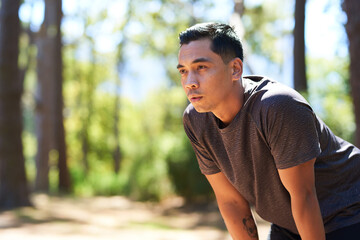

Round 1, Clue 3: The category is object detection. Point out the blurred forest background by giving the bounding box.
[0,0,360,211]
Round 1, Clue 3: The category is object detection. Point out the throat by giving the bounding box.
[218,119,228,129]
[218,120,228,129]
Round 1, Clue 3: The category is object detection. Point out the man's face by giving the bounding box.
[177,38,234,113]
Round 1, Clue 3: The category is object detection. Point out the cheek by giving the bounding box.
[181,84,188,94]
[208,69,231,88]
[180,78,187,90]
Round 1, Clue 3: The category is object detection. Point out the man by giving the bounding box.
[177,22,360,240]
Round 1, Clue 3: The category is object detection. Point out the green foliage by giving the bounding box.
[243,0,293,63]
[23,131,36,185]
[124,0,199,86]
[63,80,213,201]
[167,132,213,202]
[54,0,218,202]
[18,0,355,204]
[114,87,212,201]
[307,57,355,143]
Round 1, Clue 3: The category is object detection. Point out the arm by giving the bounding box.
[206,172,258,240]
[278,158,325,240]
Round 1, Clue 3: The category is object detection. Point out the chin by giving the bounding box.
[193,105,210,113]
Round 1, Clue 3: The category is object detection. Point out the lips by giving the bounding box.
[189,95,203,103]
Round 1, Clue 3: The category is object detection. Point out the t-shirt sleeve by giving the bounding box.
[183,115,220,175]
[262,92,321,169]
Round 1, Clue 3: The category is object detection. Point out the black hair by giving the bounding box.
[179,22,244,63]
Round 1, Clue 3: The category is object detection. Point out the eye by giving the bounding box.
[179,69,187,75]
[197,65,207,71]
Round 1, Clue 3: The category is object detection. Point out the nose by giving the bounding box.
[184,72,199,89]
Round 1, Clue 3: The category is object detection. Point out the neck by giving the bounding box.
[213,80,244,127]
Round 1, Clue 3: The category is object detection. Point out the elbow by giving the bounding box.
[290,188,320,213]
[290,184,317,201]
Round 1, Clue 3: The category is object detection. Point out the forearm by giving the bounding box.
[205,173,258,240]
[291,193,325,240]
[218,200,258,240]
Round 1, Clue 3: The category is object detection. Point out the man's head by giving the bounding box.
[179,22,243,64]
[177,23,244,123]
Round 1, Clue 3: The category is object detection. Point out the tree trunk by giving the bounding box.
[343,0,360,147]
[80,46,96,175]
[0,0,31,210]
[113,75,121,174]
[230,0,255,75]
[53,0,71,193]
[293,0,307,93]
[230,0,245,40]
[35,0,71,192]
[111,1,135,174]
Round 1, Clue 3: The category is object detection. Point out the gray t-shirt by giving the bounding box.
[183,76,360,234]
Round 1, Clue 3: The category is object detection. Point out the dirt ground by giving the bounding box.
[0,194,270,240]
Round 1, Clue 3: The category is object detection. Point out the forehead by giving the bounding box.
[178,38,221,64]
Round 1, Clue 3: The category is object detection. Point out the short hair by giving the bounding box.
[179,22,244,63]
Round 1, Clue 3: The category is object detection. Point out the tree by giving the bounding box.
[0,0,31,209]
[230,0,257,74]
[230,0,245,39]
[240,1,293,76]
[294,0,307,93]
[35,0,71,192]
[343,0,360,147]
[65,6,118,175]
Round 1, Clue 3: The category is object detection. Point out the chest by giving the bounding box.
[202,119,276,202]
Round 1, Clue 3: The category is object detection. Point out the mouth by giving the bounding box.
[189,96,203,103]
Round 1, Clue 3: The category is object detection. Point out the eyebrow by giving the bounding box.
[176,57,212,69]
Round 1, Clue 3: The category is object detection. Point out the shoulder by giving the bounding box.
[243,76,305,102]
[243,77,311,114]
[242,77,316,134]
[260,83,313,117]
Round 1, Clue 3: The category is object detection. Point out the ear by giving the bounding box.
[231,58,243,81]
